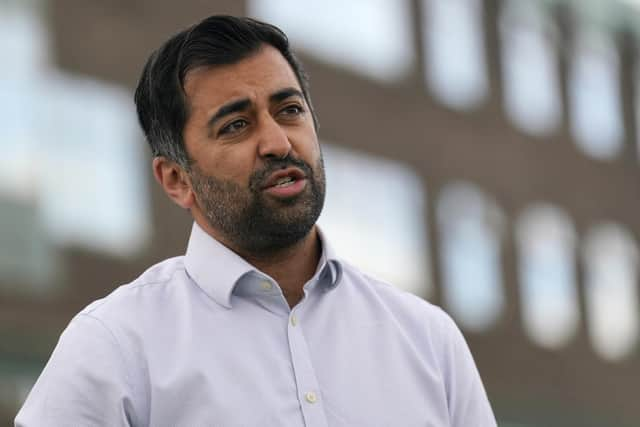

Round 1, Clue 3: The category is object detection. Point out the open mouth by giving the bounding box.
[261,167,308,197]
[262,167,306,189]
[272,176,297,188]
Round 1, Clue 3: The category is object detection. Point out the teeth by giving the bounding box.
[274,177,294,187]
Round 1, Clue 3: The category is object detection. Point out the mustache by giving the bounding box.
[249,156,313,190]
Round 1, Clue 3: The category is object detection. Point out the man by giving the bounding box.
[16,15,496,427]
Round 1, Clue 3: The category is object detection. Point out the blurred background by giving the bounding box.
[1,0,639,425]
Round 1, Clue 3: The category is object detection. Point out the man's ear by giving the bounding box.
[152,157,196,209]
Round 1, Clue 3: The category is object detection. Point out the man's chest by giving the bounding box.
[138,309,450,427]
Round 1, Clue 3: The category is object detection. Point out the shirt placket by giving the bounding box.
[287,306,329,427]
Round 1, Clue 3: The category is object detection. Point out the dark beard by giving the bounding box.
[189,155,325,254]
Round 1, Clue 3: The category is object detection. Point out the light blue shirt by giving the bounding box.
[16,222,496,427]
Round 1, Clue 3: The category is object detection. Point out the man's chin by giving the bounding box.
[238,204,320,251]
[235,222,315,253]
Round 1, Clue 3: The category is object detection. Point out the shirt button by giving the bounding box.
[290,315,297,326]
[305,392,317,404]
[260,281,273,291]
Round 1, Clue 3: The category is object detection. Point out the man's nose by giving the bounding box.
[257,115,292,159]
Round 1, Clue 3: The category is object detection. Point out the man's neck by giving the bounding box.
[195,217,321,308]
[243,229,321,308]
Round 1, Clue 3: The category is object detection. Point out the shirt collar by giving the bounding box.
[316,226,343,290]
[184,222,343,309]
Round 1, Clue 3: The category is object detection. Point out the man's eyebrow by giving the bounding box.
[207,98,251,129]
[270,87,304,104]
[206,88,303,131]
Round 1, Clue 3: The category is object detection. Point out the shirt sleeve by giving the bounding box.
[440,310,497,427]
[15,313,138,427]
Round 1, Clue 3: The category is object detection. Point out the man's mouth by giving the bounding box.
[273,176,297,188]
[261,167,308,198]
[261,167,307,189]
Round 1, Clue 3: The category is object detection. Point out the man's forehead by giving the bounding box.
[182,45,301,106]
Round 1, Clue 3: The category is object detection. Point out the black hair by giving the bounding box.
[134,15,317,169]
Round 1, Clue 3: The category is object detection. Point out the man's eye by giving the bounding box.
[219,119,248,135]
[280,105,304,116]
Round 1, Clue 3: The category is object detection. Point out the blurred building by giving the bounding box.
[1,0,639,425]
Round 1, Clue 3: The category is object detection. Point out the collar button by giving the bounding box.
[260,280,273,291]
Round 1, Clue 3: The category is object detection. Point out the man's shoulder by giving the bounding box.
[339,260,453,329]
[78,255,188,320]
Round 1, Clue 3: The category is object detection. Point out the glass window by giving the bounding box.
[500,0,562,136]
[423,0,489,109]
[583,224,639,361]
[249,0,413,82]
[0,1,150,264]
[0,197,61,297]
[37,73,150,255]
[0,0,49,78]
[318,144,432,298]
[437,182,505,331]
[516,204,579,349]
[569,30,624,160]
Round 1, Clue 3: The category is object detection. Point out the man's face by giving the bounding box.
[181,45,325,254]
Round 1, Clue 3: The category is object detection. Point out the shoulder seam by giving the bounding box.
[82,266,186,315]
[127,266,186,290]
